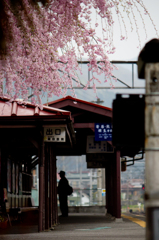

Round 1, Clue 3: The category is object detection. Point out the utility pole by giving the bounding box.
[145,63,159,240]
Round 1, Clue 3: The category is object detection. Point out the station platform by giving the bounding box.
[0,212,145,240]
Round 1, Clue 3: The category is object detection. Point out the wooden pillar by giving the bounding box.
[38,131,45,232]
[106,155,119,218]
[49,145,53,228]
[113,150,121,218]
[0,148,4,213]
[109,161,114,216]
[105,167,107,211]
[54,157,58,224]
[45,144,49,230]
[51,149,56,225]
[105,165,109,214]
[106,162,112,215]
[51,152,58,225]
[52,150,55,225]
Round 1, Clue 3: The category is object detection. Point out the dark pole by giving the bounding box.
[49,145,53,228]
[105,160,113,217]
[45,144,49,230]
[52,148,55,225]
[114,150,121,218]
[52,152,58,225]
[105,166,107,214]
[38,129,45,232]
[106,161,114,216]
[106,163,111,215]
[54,156,58,224]
[0,148,3,213]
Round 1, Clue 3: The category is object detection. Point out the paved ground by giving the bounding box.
[0,213,146,240]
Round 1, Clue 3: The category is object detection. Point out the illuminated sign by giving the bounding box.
[44,127,66,142]
[95,123,112,141]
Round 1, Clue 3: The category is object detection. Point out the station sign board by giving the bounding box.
[86,135,114,153]
[44,127,66,142]
[95,123,112,141]
[86,153,106,162]
[87,161,107,169]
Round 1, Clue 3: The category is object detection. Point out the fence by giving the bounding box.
[67,188,106,206]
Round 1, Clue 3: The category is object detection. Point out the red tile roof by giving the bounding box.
[0,98,71,118]
[45,95,112,111]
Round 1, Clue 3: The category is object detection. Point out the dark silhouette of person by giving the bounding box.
[58,171,69,217]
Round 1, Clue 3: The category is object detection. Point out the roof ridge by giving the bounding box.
[45,95,112,111]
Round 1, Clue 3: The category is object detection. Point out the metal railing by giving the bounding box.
[67,188,106,206]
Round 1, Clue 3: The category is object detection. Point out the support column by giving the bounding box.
[52,150,58,225]
[114,150,121,218]
[145,63,159,240]
[49,145,53,228]
[110,159,115,217]
[105,164,110,214]
[45,144,49,230]
[54,157,58,224]
[106,161,114,216]
[38,131,45,232]
[0,148,5,213]
[106,151,121,218]
[52,150,55,225]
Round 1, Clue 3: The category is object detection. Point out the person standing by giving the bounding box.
[58,171,69,217]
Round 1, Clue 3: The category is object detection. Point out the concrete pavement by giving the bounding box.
[0,213,145,240]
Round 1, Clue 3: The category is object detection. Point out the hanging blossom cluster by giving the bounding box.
[0,0,158,104]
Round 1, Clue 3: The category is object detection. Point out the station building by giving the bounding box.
[0,96,121,231]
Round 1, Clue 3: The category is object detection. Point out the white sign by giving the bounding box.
[87,161,106,168]
[44,127,66,142]
[86,135,114,153]
[86,153,106,162]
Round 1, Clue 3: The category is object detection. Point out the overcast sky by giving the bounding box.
[109,0,159,61]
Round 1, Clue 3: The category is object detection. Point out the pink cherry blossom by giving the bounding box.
[0,0,158,104]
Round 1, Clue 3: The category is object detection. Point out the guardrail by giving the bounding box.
[67,188,106,206]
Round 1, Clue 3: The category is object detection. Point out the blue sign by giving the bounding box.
[95,123,112,141]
